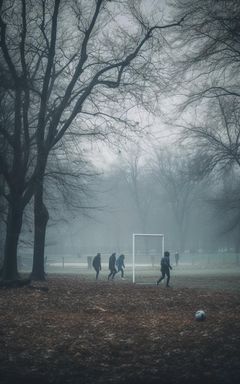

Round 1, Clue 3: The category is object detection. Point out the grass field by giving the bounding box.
[42,262,240,291]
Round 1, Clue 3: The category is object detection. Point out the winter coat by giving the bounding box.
[92,254,101,270]
[160,255,172,271]
[116,255,125,269]
[109,254,116,270]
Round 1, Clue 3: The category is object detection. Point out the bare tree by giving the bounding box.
[171,0,240,105]
[179,96,240,175]
[168,0,240,250]
[176,94,240,242]
[118,144,153,234]
[168,0,240,176]
[151,147,198,252]
[0,0,184,281]
[32,146,98,278]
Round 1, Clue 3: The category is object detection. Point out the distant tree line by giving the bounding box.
[77,145,237,256]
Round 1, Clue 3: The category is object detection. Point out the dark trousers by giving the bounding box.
[94,267,100,280]
[108,268,117,280]
[157,269,170,286]
[118,267,124,278]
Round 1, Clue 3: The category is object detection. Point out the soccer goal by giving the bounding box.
[132,233,164,283]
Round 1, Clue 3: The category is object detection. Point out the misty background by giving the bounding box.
[18,139,240,268]
[1,0,240,279]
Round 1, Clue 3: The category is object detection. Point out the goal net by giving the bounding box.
[132,233,164,283]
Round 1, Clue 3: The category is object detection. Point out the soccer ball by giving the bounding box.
[195,310,206,321]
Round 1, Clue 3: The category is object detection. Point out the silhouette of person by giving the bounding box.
[108,252,117,280]
[157,251,173,287]
[116,254,125,279]
[92,253,101,280]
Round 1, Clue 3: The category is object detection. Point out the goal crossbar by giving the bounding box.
[132,233,164,283]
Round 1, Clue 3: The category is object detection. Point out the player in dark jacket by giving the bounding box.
[92,253,101,280]
[157,251,172,287]
[108,252,117,280]
[116,254,125,278]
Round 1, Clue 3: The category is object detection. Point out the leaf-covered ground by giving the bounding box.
[0,273,240,384]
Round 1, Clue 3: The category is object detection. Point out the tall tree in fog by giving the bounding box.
[31,148,97,278]
[151,147,198,252]
[119,145,153,234]
[116,145,157,257]
[171,0,240,249]
[171,0,240,164]
[0,0,184,280]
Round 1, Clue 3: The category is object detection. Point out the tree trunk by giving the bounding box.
[1,196,23,280]
[31,181,49,281]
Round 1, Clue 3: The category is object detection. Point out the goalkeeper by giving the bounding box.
[156,251,172,287]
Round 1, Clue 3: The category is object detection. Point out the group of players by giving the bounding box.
[92,250,176,287]
[92,252,125,281]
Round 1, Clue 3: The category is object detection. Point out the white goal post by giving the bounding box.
[132,233,164,283]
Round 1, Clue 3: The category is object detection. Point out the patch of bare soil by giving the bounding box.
[0,275,240,384]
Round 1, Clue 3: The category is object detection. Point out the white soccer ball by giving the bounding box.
[195,310,206,321]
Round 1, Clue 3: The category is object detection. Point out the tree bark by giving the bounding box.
[31,180,49,281]
[1,195,23,280]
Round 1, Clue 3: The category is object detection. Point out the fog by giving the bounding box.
[21,148,239,271]
[1,0,240,283]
